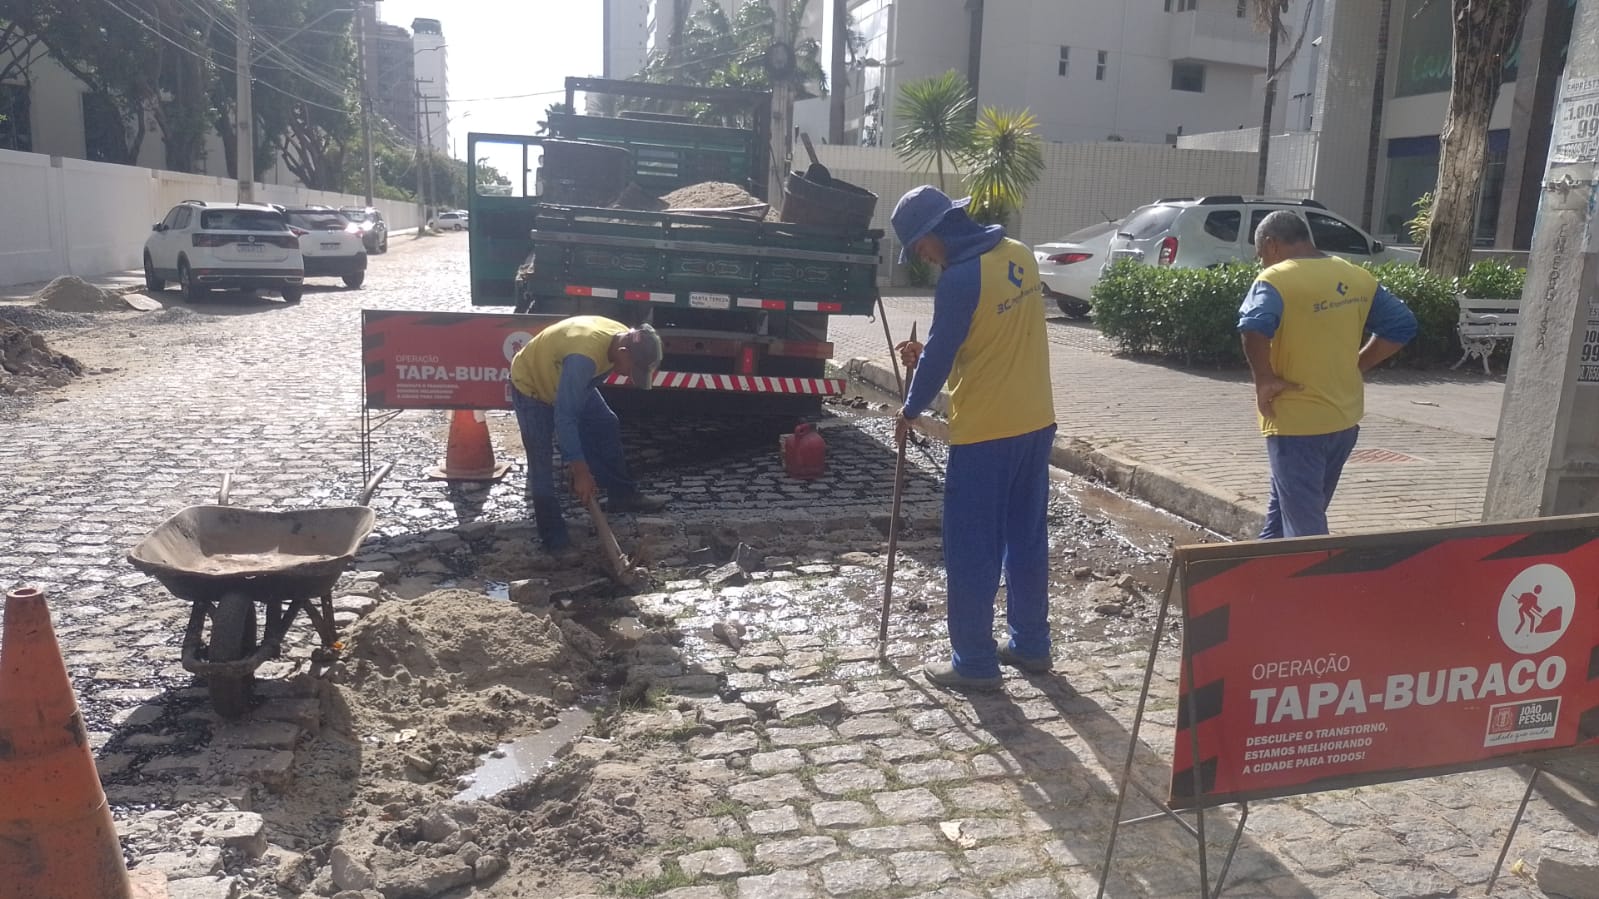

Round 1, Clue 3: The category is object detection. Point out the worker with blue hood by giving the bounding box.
[891,185,1057,690]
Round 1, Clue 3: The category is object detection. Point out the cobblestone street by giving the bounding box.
[2,236,1595,898]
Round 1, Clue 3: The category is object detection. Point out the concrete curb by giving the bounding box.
[845,356,1264,539]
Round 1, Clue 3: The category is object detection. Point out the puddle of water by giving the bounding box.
[453,707,595,802]
[432,579,511,601]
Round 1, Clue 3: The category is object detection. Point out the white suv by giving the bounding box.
[1101,196,1419,276]
[144,202,305,303]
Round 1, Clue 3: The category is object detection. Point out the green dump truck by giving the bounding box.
[467,78,881,413]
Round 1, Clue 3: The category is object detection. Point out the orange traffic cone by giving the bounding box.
[0,587,133,899]
[426,409,512,482]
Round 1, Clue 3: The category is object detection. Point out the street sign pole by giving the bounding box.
[1484,0,1599,520]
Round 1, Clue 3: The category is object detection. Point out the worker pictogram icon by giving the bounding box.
[1514,584,1564,635]
[1496,564,1575,655]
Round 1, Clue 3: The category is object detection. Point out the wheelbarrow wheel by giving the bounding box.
[207,593,258,718]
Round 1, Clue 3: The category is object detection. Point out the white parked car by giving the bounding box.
[144,202,304,303]
[282,207,368,288]
[437,210,468,231]
[1101,196,1419,277]
[1033,215,1140,319]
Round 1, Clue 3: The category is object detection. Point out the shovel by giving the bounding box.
[878,322,918,660]
[582,495,634,586]
[799,132,831,186]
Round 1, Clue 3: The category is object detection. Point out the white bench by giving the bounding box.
[1453,295,1520,374]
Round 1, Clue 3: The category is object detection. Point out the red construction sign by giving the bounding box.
[1169,516,1599,809]
[360,310,848,410]
[362,310,560,410]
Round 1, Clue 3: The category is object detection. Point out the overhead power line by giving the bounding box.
[96,0,352,113]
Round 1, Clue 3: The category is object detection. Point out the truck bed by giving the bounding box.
[521,204,882,316]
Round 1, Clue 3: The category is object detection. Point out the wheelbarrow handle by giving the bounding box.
[217,471,233,507]
[358,462,394,507]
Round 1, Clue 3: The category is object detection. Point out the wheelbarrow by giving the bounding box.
[127,464,392,718]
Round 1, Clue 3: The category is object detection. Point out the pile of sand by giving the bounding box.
[265,589,707,897]
[30,275,143,312]
[615,180,779,221]
[0,320,83,393]
[660,181,762,210]
[329,589,605,784]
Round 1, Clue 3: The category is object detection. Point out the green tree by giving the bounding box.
[1420,0,1530,277]
[8,0,168,164]
[965,108,1045,227]
[637,0,826,126]
[537,102,573,135]
[892,70,975,192]
[267,0,359,190]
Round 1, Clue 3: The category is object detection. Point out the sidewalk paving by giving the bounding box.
[831,297,1506,539]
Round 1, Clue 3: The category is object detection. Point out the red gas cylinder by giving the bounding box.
[780,423,827,480]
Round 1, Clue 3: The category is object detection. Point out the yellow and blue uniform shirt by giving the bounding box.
[511,316,630,463]
[511,315,629,405]
[902,231,1055,445]
[1237,256,1418,437]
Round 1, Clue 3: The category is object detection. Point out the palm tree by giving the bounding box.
[892,71,976,192]
[965,108,1045,228]
[536,102,573,136]
[1249,0,1317,195]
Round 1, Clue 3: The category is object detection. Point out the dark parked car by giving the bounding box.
[339,206,389,254]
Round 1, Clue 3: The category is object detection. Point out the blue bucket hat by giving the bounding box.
[892,185,971,264]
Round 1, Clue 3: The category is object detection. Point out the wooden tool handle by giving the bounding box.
[800,132,821,167]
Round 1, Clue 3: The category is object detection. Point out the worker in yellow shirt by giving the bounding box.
[891,186,1058,691]
[1238,211,1418,539]
[509,316,668,555]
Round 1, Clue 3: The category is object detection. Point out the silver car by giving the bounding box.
[1101,196,1419,276]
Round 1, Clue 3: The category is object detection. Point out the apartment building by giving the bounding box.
[843,0,1294,148]
[412,17,449,154]
[360,5,419,144]
[604,0,652,79]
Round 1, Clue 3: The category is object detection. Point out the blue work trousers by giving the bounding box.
[511,386,638,549]
[943,424,1057,678]
[1259,425,1360,540]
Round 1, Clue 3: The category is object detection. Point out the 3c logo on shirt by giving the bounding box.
[1007,262,1024,288]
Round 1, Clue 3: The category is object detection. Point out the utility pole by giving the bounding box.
[356,3,375,205]
[422,95,438,215]
[235,0,254,203]
[768,0,794,209]
[414,84,427,236]
[1483,0,1599,520]
[829,0,848,144]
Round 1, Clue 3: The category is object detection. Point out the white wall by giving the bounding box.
[0,149,421,288]
[812,141,1256,284]
[1178,128,1321,201]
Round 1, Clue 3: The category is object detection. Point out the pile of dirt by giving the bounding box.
[660,181,762,210]
[615,180,780,221]
[30,275,141,312]
[329,589,605,784]
[0,320,83,393]
[251,589,709,898]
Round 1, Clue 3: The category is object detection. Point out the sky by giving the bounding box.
[372,0,605,161]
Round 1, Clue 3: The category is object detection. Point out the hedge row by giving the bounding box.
[1089,259,1526,367]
